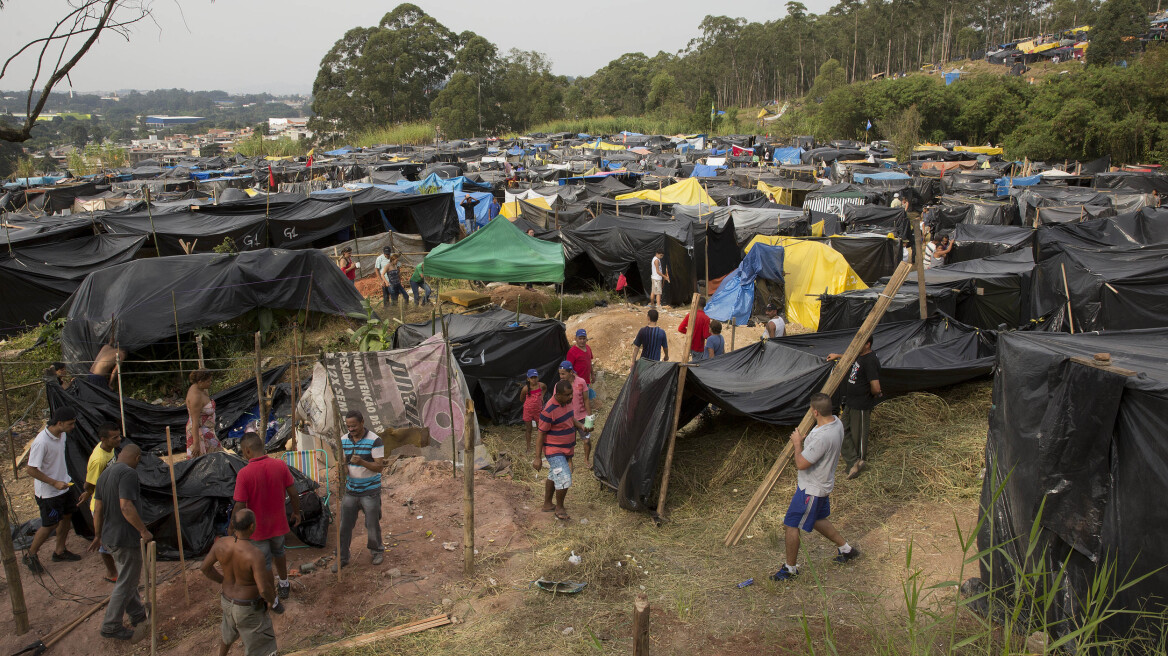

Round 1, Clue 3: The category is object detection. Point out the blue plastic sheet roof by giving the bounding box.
[704,243,784,326]
[853,171,911,183]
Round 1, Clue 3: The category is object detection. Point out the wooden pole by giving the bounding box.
[912,218,927,319]
[41,597,108,648]
[145,187,161,256]
[171,291,184,386]
[1061,263,1076,334]
[0,478,29,634]
[254,332,266,431]
[163,427,189,602]
[462,398,475,576]
[115,352,127,440]
[333,433,345,582]
[196,334,205,369]
[290,324,300,452]
[703,217,710,294]
[633,593,650,656]
[654,292,700,519]
[730,322,736,351]
[1,364,16,479]
[723,261,914,546]
[148,540,157,656]
[441,314,458,478]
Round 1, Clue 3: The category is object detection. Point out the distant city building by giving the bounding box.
[145,115,204,126]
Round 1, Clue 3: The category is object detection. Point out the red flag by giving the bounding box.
[268,165,275,189]
[615,273,628,291]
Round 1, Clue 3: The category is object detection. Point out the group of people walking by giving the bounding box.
[336,245,434,306]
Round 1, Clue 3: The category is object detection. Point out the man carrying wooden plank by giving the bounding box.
[772,393,860,581]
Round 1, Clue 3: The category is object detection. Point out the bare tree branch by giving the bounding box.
[0,0,152,143]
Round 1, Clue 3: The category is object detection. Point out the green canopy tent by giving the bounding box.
[422,217,565,283]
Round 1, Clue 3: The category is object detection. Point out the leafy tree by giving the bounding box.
[68,123,89,148]
[430,72,482,137]
[882,104,923,163]
[806,58,847,102]
[1088,0,1148,66]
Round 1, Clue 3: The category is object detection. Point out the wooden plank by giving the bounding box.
[654,293,701,520]
[723,261,914,546]
[283,614,452,656]
[1068,355,1137,377]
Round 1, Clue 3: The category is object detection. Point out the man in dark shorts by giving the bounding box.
[201,509,282,656]
[827,334,883,479]
[25,407,80,574]
[89,444,151,641]
[233,433,301,601]
[772,393,860,581]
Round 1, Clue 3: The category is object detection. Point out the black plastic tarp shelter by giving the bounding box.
[596,317,996,511]
[1033,243,1168,332]
[1092,171,1168,194]
[903,250,1037,329]
[1034,208,1168,257]
[842,204,909,240]
[932,196,1019,231]
[0,234,146,335]
[392,309,570,424]
[823,234,900,284]
[818,285,964,331]
[0,213,95,248]
[979,330,1168,641]
[59,249,364,368]
[558,220,696,305]
[45,369,329,559]
[948,223,1035,264]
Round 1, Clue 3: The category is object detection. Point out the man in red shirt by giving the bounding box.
[565,329,593,386]
[233,433,302,603]
[677,297,711,360]
[532,381,585,521]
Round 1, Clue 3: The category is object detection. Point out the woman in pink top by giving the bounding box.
[558,361,593,467]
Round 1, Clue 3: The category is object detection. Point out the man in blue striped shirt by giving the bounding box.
[632,309,670,361]
[334,410,386,572]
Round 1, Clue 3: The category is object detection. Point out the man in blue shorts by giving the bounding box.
[773,392,860,581]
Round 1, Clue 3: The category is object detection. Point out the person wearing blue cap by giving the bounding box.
[558,361,593,466]
[516,368,547,453]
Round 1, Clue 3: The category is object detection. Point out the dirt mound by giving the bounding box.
[354,273,382,299]
[489,284,552,313]
[562,305,807,374]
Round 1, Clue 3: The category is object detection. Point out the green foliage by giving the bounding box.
[346,299,392,351]
[883,104,924,164]
[231,134,307,158]
[430,72,482,138]
[1088,0,1148,66]
[212,237,240,255]
[351,122,435,147]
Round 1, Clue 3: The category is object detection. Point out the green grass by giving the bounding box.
[352,122,437,147]
[232,135,310,158]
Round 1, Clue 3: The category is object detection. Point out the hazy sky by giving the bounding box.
[1,0,836,95]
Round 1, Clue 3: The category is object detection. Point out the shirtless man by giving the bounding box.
[90,337,127,389]
[201,509,282,656]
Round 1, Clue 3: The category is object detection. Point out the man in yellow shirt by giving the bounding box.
[78,422,123,583]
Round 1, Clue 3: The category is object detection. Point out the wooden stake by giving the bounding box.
[912,218,927,319]
[333,431,345,583]
[655,292,700,519]
[195,334,205,369]
[171,291,184,386]
[164,427,189,602]
[441,314,458,478]
[0,478,29,634]
[254,332,266,430]
[723,261,914,546]
[283,614,452,656]
[1061,262,1076,334]
[462,398,475,577]
[730,322,737,351]
[1,364,16,479]
[145,187,161,256]
[633,593,650,656]
[148,540,157,656]
[290,324,300,452]
[41,597,108,648]
[115,352,127,440]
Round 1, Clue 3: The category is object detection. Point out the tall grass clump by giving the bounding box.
[232,135,308,158]
[352,121,436,147]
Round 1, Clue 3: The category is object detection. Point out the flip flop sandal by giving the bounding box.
[104,576,117,583]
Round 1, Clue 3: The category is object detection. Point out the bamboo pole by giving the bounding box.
[654,293,701,520]
[1061,263,1076,334]
[633,593,650,656]
[115,352,127,440]
[171,291,184,386]
[0,478,29,634]
[723,261,914,546]
[254,332,266,431]
[462,398,475,576]
[290,324,300,452]
[41,598,107,648]
[912,218,927,319]
[1,364,15,479]
[148,540,157,656]
[333,430,345,582]
[163,427,189,602]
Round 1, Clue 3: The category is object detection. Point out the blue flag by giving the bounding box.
[865,119,872,132]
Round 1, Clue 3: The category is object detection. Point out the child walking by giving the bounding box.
[518,369,547,453]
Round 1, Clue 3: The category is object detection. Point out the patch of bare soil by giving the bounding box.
[488,285,552,313]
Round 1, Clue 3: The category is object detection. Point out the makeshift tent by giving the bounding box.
[979,330,1168,642]
[745,237,867,330]
[842,204,910,239]
[674,205,808,244]
[932,196,1020,231]
[819,285,964,331]
[825,234,901,284]
[1033,243,1168,332]
[0,213,95,248]
[393,309,569,424]
[59,249,364,368]
[596,317,996,511]
[557,218,696,305]
[296,339,489,467]
[0,234,146,335]
[704,243,784,326]
[1034,207,1168,257]
[46,369,329,559]
[422,217,565,282]
[902,250,1037,329]
[501,194,551,219]
[616,177,716,207]
[948,223,1035,264]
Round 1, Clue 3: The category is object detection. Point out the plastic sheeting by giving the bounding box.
[979,330,1168,642]
[948,224,1034,264]
[842,204,909,239]
[558,219,695,306]
[1033,243,1168,332]
[746,237,867,330]
[826,234,901,284]
[596,317,996,511]
[819,284,965,331]
[704,243,784,326]
[903,250,1037,329]
[393,309,570,424]
[59,249,364,368]
[423,217,565,283]
[616,178,716,207]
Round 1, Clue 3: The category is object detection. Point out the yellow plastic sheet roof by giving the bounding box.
[501,195,551,218]
[954,145,1005,155]
[616,177,716,207]
[745,236,867,331]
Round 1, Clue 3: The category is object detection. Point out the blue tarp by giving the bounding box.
[3,175,65,189]
[772,147,804,165]
[944,71,961,85]
[324,146,355,156]
[690,163,725,178]
[396,173,464,194]
[507,146,526,156]
[704,243,785,326]
[995,174,1042,196]
[453,191,496,228]
[853,171,911,183]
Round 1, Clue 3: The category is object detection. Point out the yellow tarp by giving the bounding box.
[914,144,948,152]
[954,145,1005,155]
[569,140,626,151]
[756,181,794,206]
[501,195,550,219]
[745,236,867,331]
[616,177,715,207]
